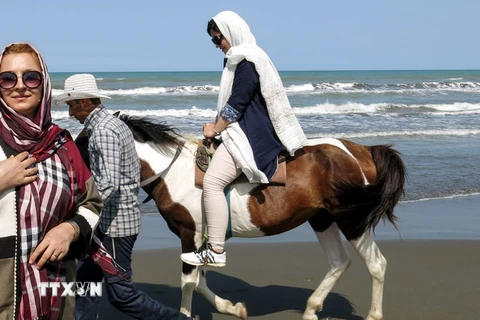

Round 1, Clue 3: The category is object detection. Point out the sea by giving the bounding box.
[49,70,480,248]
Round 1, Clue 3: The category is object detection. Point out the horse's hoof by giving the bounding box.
[302,313,318,320]
[235,301,248,320]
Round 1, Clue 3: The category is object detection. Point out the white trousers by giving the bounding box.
[203,143,241,251]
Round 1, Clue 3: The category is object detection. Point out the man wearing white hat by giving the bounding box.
[55,74,193,320]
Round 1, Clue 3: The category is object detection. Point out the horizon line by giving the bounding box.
[49,68,480,73]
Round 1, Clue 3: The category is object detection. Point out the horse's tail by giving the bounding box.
[334,145,406,239]
[366,145,406,230]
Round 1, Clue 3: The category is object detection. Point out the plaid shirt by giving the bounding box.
[85,106,141,237]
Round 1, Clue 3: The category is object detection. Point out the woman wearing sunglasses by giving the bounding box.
[181,11,306,267]
[0,43,103,319]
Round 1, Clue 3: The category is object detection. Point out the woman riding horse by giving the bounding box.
[180,10,306,267]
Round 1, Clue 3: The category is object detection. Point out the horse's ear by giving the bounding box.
[112,111,121,118]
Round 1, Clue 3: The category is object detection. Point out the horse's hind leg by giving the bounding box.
[349,231,386,320]
[195,267,248,319]
[303,223,351,320]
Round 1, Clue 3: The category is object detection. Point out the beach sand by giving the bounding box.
[98,240,480,320]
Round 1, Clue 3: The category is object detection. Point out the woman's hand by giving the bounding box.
[0,151,37,193]
[28,222,77,269]
[203,122,218,138]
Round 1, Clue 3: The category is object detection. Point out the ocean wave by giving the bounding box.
[306,129,480,139]
[401,192,480,203]
[293,102,480,114]
[51,107,218,120]
[286,81,480,95]
[51,80,480,97]
[51,108,480,139]
[52,85,219,97]
[51,102,480,119]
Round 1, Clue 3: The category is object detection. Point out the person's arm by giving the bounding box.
[204,60,259,138]
[67,172,102,247]
[203,117,230,138]
[89,129,122,205]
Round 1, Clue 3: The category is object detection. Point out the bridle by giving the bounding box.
[140,144,183,188]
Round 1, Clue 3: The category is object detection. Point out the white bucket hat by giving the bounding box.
[53,73,111,105]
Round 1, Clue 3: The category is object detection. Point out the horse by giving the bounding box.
[76,114,406,320]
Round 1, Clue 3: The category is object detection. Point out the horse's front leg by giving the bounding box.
[195,266,248,320]
[180,264,247,319]
[349,231,386,320]
[180,264,199,316]
[303,223,352,320]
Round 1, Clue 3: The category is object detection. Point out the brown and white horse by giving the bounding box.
[78,115,406,320]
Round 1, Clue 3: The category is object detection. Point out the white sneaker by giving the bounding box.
[180,243,226,267]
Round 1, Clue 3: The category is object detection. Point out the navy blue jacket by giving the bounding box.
[224,59,282,179]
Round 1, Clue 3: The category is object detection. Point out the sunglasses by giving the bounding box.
[0,70,43,90]
[211,34,223,46]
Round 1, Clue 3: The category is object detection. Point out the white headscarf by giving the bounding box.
[213,11,306,183]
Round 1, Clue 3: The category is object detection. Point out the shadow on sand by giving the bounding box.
[99,271,363,320]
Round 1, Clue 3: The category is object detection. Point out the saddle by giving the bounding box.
[194,138,287,187]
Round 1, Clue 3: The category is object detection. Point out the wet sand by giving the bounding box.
[98,240,480,320]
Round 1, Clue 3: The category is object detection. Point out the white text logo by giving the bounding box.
[38,282,102,297]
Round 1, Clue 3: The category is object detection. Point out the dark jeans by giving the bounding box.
[75,231,188,320]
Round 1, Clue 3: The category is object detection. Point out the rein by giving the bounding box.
[140,144,183,188]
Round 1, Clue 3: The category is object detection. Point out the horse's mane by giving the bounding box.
[118,114,184,149]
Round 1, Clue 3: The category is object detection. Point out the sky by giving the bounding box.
[2,0,479,72]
